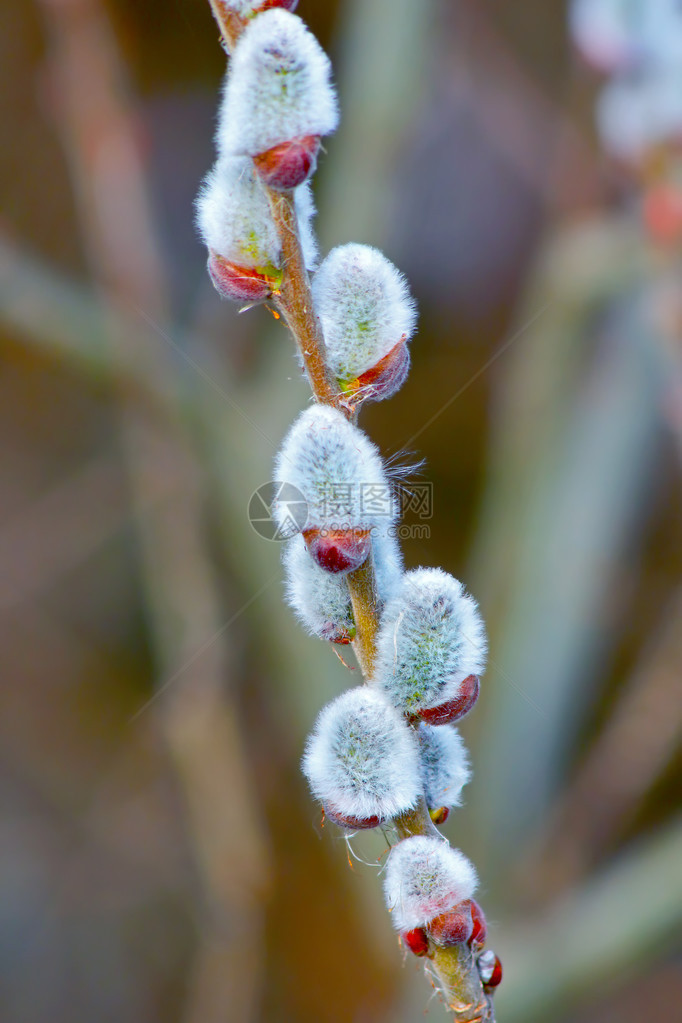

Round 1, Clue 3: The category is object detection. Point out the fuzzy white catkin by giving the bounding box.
[196,155,318,270]
[374,568,487,714]
[417,724,471,811]
[283,527,403,642]
[311,244,417,382]
[273,405,396,535]
[217,10,338,158]
[372,524,405,606]
[283,534,355,641]
[292,180,319,270]
[301,687,422,822]
[383,836,478,932]
[597,68,682,161]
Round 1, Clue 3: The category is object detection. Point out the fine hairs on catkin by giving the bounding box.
[282,534,357,644]
[196,157,318,273]
[282,527,403,644]
[383,836,478,933]
[301,687,423,826]
[417,724,471,812]
[273,405,396,536]
[374,567,487,716]
[312,243,417,399]
[217,10,338,158]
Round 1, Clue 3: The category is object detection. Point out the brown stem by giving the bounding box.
[268,192,340,405]
[205,5,495,1019]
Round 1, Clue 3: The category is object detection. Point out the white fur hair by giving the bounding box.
[372,523,404,606]
[301,687,422,822]
[417,724,471,811]
[282,534,355,641]
[374,568,487,714]
[196,155,318,270]
[383,836,477,932]
[282,526,403,642]
[273,405,396,534]
[311,244,417,383]
[217,10,338,157]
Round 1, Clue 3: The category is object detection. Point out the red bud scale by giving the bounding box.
[254,135,321,190]
[208,252,281,303]
[417,675,480,726]
[428,903,473,947]
[402,927,430,957]
[303,528,371,575]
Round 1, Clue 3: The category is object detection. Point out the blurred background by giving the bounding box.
[1,0,681,1020]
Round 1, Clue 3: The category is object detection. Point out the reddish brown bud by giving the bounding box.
[254,135,321,190]
[429,806,450,826]
[303,528,371,574]
[340,339,410,404]
[417,675,480,726]
[427,903,473,947]
[478,950,502,991]
[324,803,383,830]
[468,899,487,950]
[402,927,430,957]
[207,252,281,303]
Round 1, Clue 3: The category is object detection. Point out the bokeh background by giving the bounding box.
[1,0,681,1020]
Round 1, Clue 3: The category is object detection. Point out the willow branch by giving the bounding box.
[205,4,380,686]
[345,552,380,679]
[205,6,495,1018]
[269,191,340,405]
[265,192,379,686]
